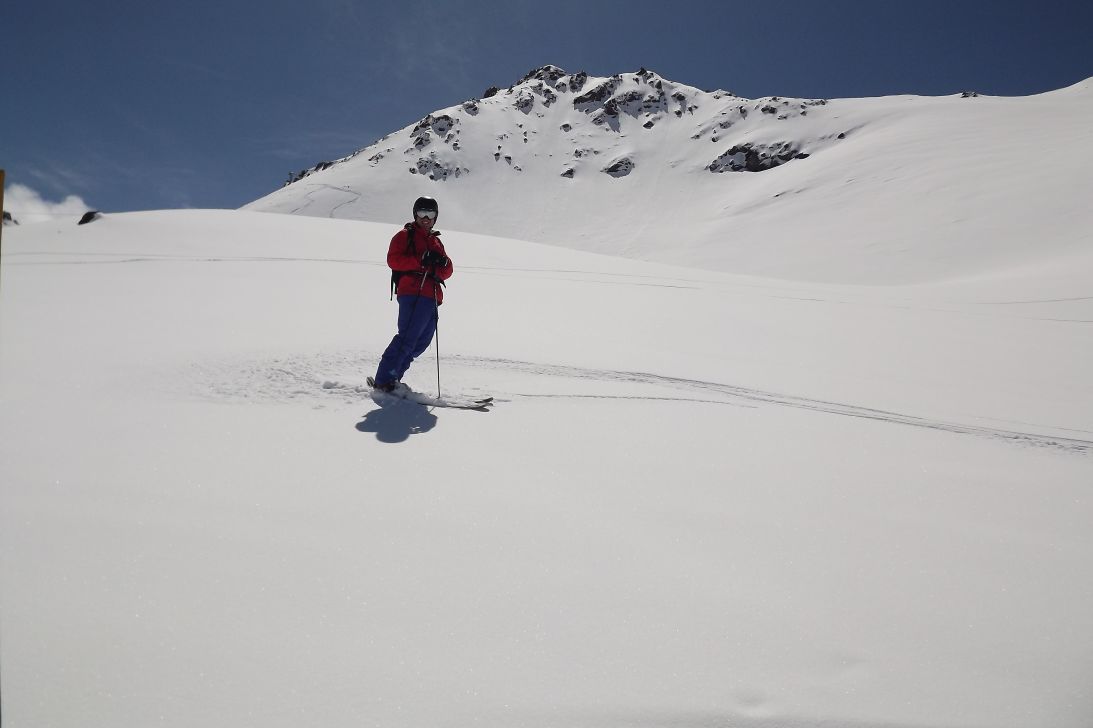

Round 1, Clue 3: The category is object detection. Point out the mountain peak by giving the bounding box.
[246,71,1092,283]
[517,65,570,86]
[271,65,823,191]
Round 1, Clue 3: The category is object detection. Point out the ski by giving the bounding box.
[404,390,494,410]
[367,378,493,410]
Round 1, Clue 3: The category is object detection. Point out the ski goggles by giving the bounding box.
[414,209,437,220]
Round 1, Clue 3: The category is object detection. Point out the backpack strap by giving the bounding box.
[391,224,414,300]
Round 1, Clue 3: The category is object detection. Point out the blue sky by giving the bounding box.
[3,0,1091,215]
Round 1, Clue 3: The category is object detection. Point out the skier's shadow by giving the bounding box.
[355,401,438,443]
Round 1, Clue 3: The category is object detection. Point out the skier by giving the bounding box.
[371,196,453,393]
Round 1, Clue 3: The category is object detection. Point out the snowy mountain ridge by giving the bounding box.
[245,66,1093,284]
[282,65,836,185]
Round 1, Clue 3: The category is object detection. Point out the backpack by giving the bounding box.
[390,222,442,299]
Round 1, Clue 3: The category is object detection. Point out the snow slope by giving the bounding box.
[245,68,1093,285]
[2,209,1092,728]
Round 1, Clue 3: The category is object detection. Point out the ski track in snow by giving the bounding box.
[184,351,1093,456]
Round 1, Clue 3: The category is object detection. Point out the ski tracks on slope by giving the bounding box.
[182,350,1093,456]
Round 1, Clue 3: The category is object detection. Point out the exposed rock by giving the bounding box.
[605,90,647,117]
[411,114,454,138]
[409,155,467,180]
[407,114,458,152]
[961,91,980,98]
[285,160,337,186]
[515,92,535,114]
[669,91,697,117]
[531,82,558,106]
[590,110,621,131]
[707,142,807,173]
[3,211,18,226]
[574,77,622,110]
[520,65,568,87]
[77,211,103,225]
[642,92,666,111]
[483,86,500,99]
[274,68,844,195]
[603,157,635,178]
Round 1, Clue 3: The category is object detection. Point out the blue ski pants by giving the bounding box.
[374,294,438,386]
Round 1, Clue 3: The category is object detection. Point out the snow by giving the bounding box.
[245,68,1093,285]
[3,70,1093,727]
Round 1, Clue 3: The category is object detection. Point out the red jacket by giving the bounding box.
[388,223,453,303]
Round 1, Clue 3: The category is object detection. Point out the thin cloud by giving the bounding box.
[252,127,380,161]
[3,183,92,224]
[26,164,95,195]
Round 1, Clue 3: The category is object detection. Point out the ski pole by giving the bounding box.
[433,294,441,397]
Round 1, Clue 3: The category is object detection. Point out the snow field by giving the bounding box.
[2,210,1092,727]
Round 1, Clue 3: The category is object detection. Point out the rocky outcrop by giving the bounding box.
[750,97,829,121]
[603,157,635,178]
[409,114,457,150]
[285,160,338,186]
[520,65,568,87]
[574,76,623,111]
[2,211,17,226]
[529,82,558,107]
[409,155,468,181]
[77,211,103,225]
[273,66,842,193]
[707,143,809,173]
[514,91,535,114]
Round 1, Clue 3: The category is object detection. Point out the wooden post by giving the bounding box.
[1,168,5,292]
[0,168,6,251]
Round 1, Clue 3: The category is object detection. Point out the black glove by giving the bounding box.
[422,250,448,268]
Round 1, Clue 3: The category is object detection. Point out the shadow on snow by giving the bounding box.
[355,400,438,443]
